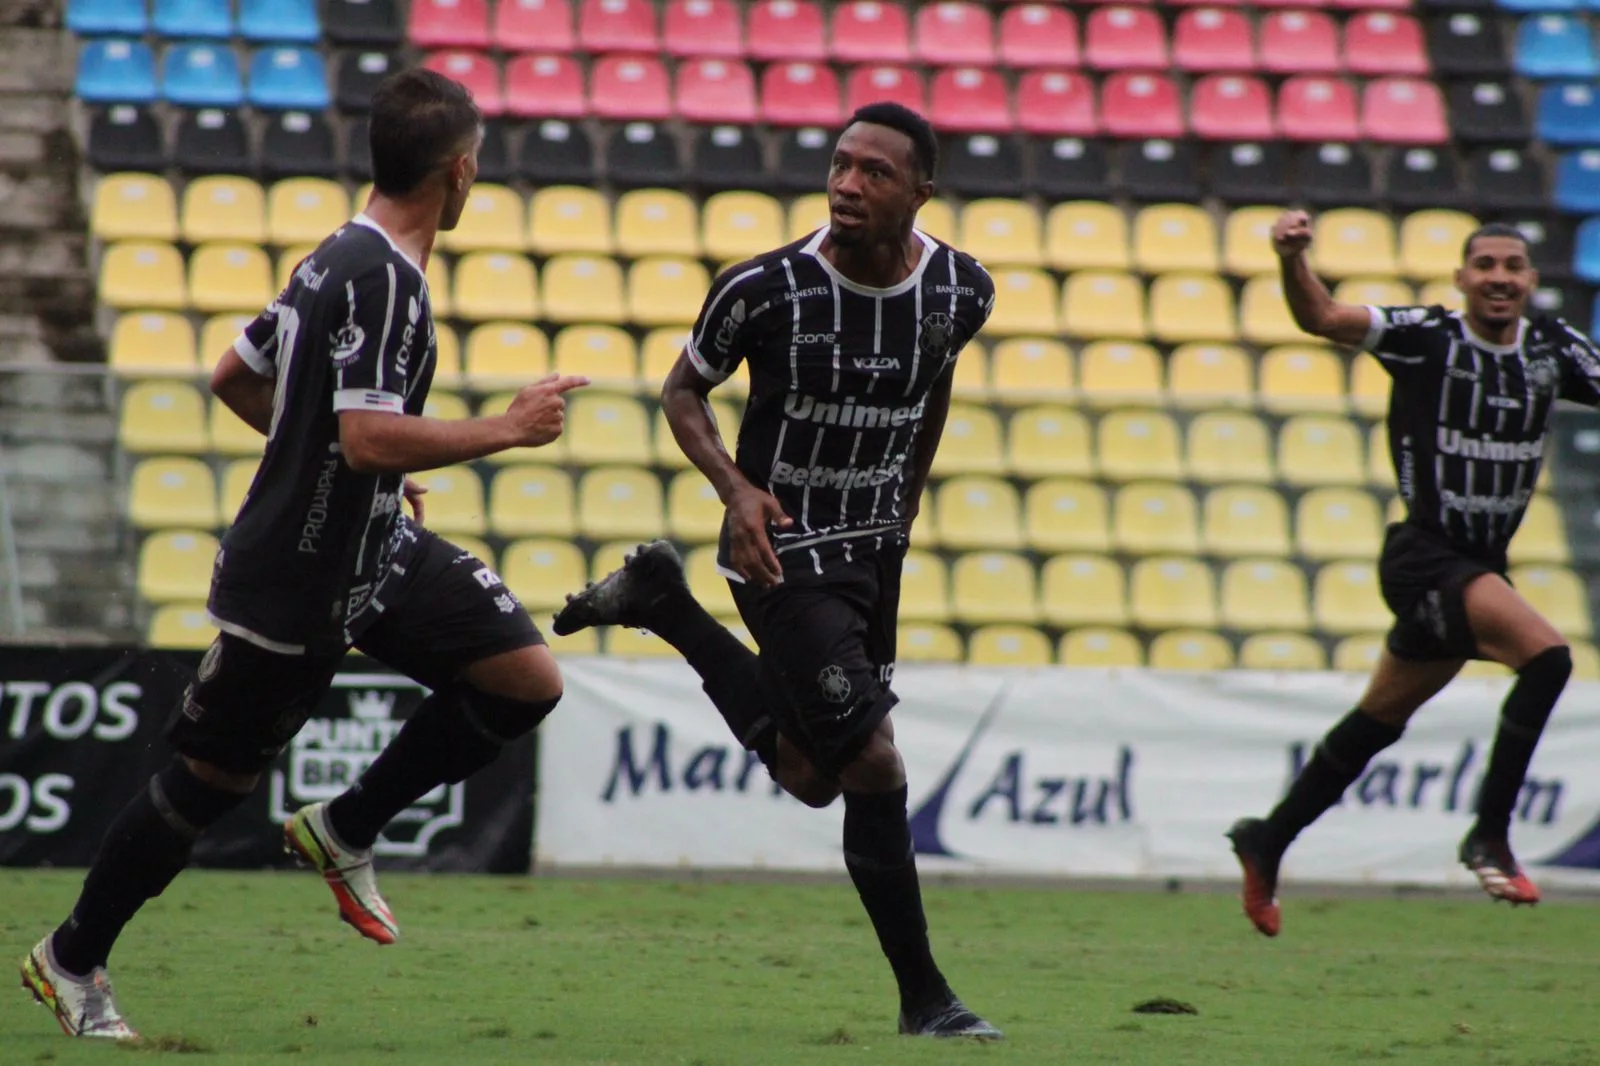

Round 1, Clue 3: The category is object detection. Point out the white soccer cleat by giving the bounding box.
[284,801,400,945]
[20,936,138,1040]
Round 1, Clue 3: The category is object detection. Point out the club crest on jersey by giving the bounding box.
[919,312,955,362]
[818,665,853,705]
[330,283,365,368]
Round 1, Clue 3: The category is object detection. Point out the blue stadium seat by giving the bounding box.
[66,0,148,36]
[76,39,157,104]
[1496,0,1580,13]
[152,0,233,39]
[247,48,330,110]
[239,0,321,42]
[1540,82,1600,145]
[1574,216,1600,281]
[161,43,244,108]
[1555,150,1600,212]
[1514,15,1600,79]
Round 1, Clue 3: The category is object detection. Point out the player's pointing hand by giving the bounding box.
[1272,210,1313,258]
[505,372,589,447]
[727,482,793,588]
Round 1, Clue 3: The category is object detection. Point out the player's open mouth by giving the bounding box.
[831,205,866,226]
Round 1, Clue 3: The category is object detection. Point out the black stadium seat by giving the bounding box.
[606,121,684,189]
[173,107,253,176]
[260,110,338,180]
[1030,137,1109,200]
[517,119,597,186]
[1207,141,1290,204]
[773,127,832,193]
[940,133,1025,198]
[1121,138,1201,202]
[1294,142,1378,208]
[344,114,372,180]
[692,125,768,192]
[1385,146,1466,210]
[323,0,404,47]
[87,105,165,172]
[1426,13,1510,77]
[335,51,396,113]
[1470,146,1548,211]
[1448,80,1532,144]
[1491,214,1576,279]
[474,119,512,183]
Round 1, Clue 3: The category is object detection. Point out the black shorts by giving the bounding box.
[730,540,904,778]
[1379,522,1506,662]
[167,531,544,773]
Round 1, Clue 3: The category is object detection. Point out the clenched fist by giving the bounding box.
[504,372,590,448]
[1272,209,1313,258]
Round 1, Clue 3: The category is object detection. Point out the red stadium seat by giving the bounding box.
[831,1,911,63]
[846,64,926,114]
[1331,0,1410,11]
[1191,74,1275,139]
[505,53,587,117]
[675,58,756,121]
[1361,77,1446,144]
[1085,6,1168,70]
[589,55,671,119]
[663,0,744,57]
[578,0,658,53]
[1168,0,1242,7]
[1016,70,1099,136]
[761,61,842,125]
[914,2,996,67]
[746,0,826,61]
[1173,8,1255,72]
[1343,13,1427,76]
[410,0,491,49]
[1255,0,1323,10]
[929,67,1012,133]
[423,51,504,115]
[1101,72,1184,138]
[494,0,574,52]
[998,5,1080,69]
[1259,12,1340,76]
[1277,75,1359,141]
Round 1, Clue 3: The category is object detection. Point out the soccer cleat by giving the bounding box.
[20,936,137,1040]
[1227,817,1284,938]
[551,539,687,636]
[1460,830,1541,906]
[899,997,1004,1040]
[284,802,399,945]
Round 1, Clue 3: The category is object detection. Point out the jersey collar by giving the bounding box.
[350,213,426,280]
[800,228,937,297]
[1453,311,1526,356]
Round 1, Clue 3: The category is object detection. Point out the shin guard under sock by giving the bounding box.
[1475,645,1571,838]
[1264,709,1404,849]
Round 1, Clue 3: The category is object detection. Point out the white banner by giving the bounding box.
[536,661,1600,890]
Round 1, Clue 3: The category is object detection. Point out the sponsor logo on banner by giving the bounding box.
[602,723,779,803]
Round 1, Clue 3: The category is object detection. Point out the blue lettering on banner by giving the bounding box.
[1285,740,1562,825]
[602,723,780,802]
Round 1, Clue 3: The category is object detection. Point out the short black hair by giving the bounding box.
[1462,222,1531,263]
[845,102,938,183]
[369,68,482,197]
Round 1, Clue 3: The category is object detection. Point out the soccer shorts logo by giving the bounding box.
[817,664,853,704]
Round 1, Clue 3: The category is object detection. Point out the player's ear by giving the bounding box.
[910,180,933,213]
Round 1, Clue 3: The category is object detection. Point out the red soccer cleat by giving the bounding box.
[1227,818,1284,937]
[1460,831,1541,906]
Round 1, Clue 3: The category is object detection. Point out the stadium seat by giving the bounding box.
[1258,346,1346,413]
[495,0,575,51]
[1345,13,1428,75]
[991,338,1073,398]
[1133,204,1219,274]
[1451,80,1531,145]
[612,122,687,188]
[1239,632,1327,671]
[1348,352,1390,417]
[1149,274,1237,344]
[951,340,990,397]
[1313,561,1389,633]
[786,192,830,242]
[239,0,320,42]
[936,476,1022,550]
[454,253,539,321]
[915,2,995,66]
[760,62,843,126]
[408,466,487,537]
[959,200,1043,268]
[1385,146,1466,212]
[1555,150,1600,213]
[901,624,964,663]
[1130,557,1217,630]
[247,48,329,111]
[951,552,1038,624]
[410,0,492,47]
[1170,344,1253,410]
[1174,8,1256,71]
[553,325,637,388]
[1222,212,1280,280]
[542,255,626,324]
[832,1,911,62]
[218,458,257,523]
[1399,210,1479,279]
[503,54,584,118]
[1295,141,1377,209]
[442,184,527,253]
[693,125,767,193]
[1040,553,1127,627]
[181,176,267,245]
[1278,415,1367,486]
[1210,142,1290,205]
[1085,6,1167,70]
[604,625,679,658]
[1511,491,1571,566]
[664,470,725,542]
[577,466,665,541]
[999,5,1080,69]
[128,457,218,530]
[1062,274,1147,341]
[146,605,217,650]
[1260,12,1340,75]
[1045,202,1130,272]
[87,105,165,173]
[1060,627,1143,668]
[1238,274,1313,345]
[1296,486,1383,560]
[676,59,758,124]
[1333,276,1415,307]
[427,391,472,423]
[1187,411,1274,483]
[100,241,185,310]
[1277,76,1360,141]
[985,268,1060,336]
[580,0,659,50]
[121,381,207,454]
[198,313,253,366]
[323,0,403,45]
[1368,423,1396,489]
[1538,82,1600,147]
[488,466,577,540]
[1032,136,1111,200]
[1311,208,1398,277]
[1078,341,1163,407]
[930,67,1012,133]
[629,257,711,327]
[92,173,176,242]
[160,43,243,108]
[263,108,338,178]
[77,39,157,104]
[267,178,349,246]
[1122,138,1201,200]
[172,107,251,176]
[1512,565,1592,637]
[565,394,652,465]
[68,0,148,36]
[1332,633,1383,673]
[1220,558,1312,631]
[747,0,826,60]
[501,539,586,615]
[465,322,549,387]
[110,312,196,377]
[843,64,924,115]
[1025,479,1110,553]
[1101,73,1184,139]
[1514,15,1599,79]
[1113,481,1199,554]
[896,549,951,623]
[663,0,744,56]
[1150,629,1236,671]
[968,625,1053,667]
[138,530,218,604]
[1428,12,1508,78]
[189,244,273,314]
[933,405,1007,476]
[1361,78,1449,143]
[613,189,701,259]
[703,191,785,261]
[589,56,672,121]
[1009,407,1095,478]
[1191,75,1276,141]
[1202,484,1290,556]
[210,399,263,457]
[336,50,397,112]
[1015,72,1099,138]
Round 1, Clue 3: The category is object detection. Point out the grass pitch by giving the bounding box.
[3,869,1598,1065]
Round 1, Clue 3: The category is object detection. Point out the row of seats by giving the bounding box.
[77,40,329,108]
[67,0,320,41]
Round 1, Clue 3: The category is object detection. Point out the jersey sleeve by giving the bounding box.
[1361,305,1446,373]
[1557,321,1600,406]
[328,262,427,416]
[686,263,766,385]
[231,293,285,377]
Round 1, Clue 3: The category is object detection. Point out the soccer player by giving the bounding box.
[21,68,587,1039]
[1228,210,1600,937]
[553,103,1001,1039]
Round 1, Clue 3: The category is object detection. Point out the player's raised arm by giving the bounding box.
[1274,209,1376,349]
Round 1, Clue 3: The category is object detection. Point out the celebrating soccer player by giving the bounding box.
[1228,210,1600,937]
[22,69,587,1039]
[553,104,1000,1039]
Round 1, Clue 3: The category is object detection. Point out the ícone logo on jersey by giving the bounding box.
[1526,355,1560,393]
[714,299,746,352]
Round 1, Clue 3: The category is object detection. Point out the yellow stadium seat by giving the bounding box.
[1511,493,1569,565]
[1187,411,1274,483]
[629,257,711,327]
[990,338,1073,400]
[426,254,453,318]
[138,529,217,602]
[1221,206,1279,277]
[1097,409,1183,481]
[1077,341,1164,408]
[653,399,740,469]
[1333,277,1415,308]
[1008,406,1094,478]
[1278,415,1366,487]
[666,470,724,542]
[447,536,496,569]
[1113,481,1199,554]
[431,322,462,387]
[1062,271,1146,340]
[1045,201,1130,272]
[1239,632,1327,671]
[93,173,177,241]
[1220,559,1311,631]
[968,625,1053,666]
[577,466,665,541]
[951,551,1038,624]
[565,393,652,465]
[1313,561,1389,634]
[1296,487,1383,561]
[1060,627,1144,668]
[189,243,273,314]
[129,457,217,529]
[910,507,939,550]
[454,252,538,321]
[588,540,635,581]
[426,391,470,421]
[1149,629,1234,671]
[958,199,1043,267]
[552,325,637,389]
[1130,556,1216,629]
[1310,208,1398,278]
[528,185,612,255]
[918,198,957,245]
[109,312,196,376]
[409,465,486,536]
[951,340,988,398]
[936,475,1023,550]
[121,381,207,453]
[1149,273,1237,344]
[501,538,586,613]
[146,604,217,650]
[1573,640,1600,681]
[1026,479,1110,553]
[639,328,688,387]
[1259,345,1347,414]
[199,313,253,366]
[275,243,319,290]
[605,626,677,658]
[1239,274,1317,345]
[220,458,257,521]
[267,178,349,246]
[1399,210,1478,281]
[1385,494,1404,525]
[1368,423,1396,489]
[1041,553,1128,627]
[1349,353,1390,417]
[464,322,549,389]
[489,465,576,539]
[787,192,829,244]
[1202,484,1290,557]
[1459,658,1513,679]
[1168,344,1252,409]
[1511,565,1591,638]
[901,623,964,662]
[985,268,1059,336]
[614,188,698,258]
[900,549,951,623]
[100,241,186,310]
[684,545,739,619]
[1133,204,1219,274]
[931,403,1006,475]
[703,191,784,261]
[1333,634,1385,673]
[542,254,626,325]
[1418,279,1461,310]
[180,175,266,244]
[209,398,262,456]
[442,183,527,253]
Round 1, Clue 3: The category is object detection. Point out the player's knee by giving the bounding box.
[460,685,561,743]
[157,757,254,840]
[464,644,564,705]
[180,755,260,795]
[785,768,842,809]
[1516,641,1570,681]
[841,728,905,792]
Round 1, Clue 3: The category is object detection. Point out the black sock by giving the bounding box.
[842,787,948,1013]
[1264,709,1404,850]
[52,761,246,976]
[1475,645,1571,839]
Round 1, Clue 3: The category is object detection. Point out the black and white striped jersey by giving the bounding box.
[210,215,438,655]
[687,228,994,579]
[1365,304,1600,561]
